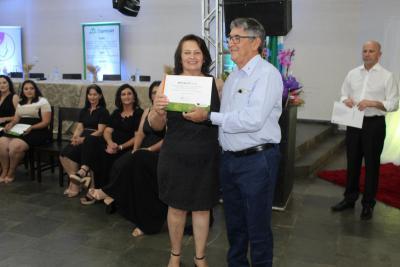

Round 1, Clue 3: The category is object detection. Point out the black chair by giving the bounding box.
[62,73,82,80]
[9,72,23,78]
[34,107,81,186]
[29,73,45,79]
[103,74,121,81]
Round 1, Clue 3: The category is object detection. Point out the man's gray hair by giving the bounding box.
[230,18,265,54]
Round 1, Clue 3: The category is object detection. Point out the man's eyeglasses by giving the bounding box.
[227,35,256,44]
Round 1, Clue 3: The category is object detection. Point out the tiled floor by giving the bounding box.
[1,148,399,267]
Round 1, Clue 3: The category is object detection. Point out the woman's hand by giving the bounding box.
[71,136,84,146]
[23,126,32,135]
[4,122,14,132]
[105,142,118,154]
[153,80,169,116]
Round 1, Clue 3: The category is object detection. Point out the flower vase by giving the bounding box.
[92,73,98,83]
[23,71,29,80]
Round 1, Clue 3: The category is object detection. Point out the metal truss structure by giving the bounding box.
[201,0,224,77]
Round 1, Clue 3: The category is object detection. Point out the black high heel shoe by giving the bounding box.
[194,255,206,267]
[105,201,116,214]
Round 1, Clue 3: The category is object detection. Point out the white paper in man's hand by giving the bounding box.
[331,101,365,128]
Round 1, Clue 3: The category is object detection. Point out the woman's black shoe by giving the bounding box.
[105,202,117,214]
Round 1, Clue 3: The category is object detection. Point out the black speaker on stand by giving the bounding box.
[224,0,292,36]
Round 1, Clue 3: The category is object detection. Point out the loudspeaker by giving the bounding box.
[224,0,292,36]
[112,0,140,17]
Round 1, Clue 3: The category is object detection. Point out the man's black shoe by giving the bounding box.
[360,206,373,220]
[331,199,355,212]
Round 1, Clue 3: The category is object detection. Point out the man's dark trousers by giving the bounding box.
[220,145,280,267]
[345,116,386,208]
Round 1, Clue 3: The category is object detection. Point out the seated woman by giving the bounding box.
[90,81,167,237]
[0,75,19,182]
[60,84,109,197]
[0,75,19,129]
[0,80,52,183]
[81,84,143,204]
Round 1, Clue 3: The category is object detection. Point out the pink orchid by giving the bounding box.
[278,49,295,68]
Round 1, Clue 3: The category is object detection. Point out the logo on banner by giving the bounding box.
[0,32,16,62]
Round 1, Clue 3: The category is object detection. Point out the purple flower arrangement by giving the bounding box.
[278,49,304,107]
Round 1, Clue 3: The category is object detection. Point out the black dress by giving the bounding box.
[60,106,109,164]
[91,108,143,188]
[157,78,220,211]
[0,93,15,127]
[103,115,167,234]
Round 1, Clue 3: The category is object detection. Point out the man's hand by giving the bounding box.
[343,98,355,108]
[182,107,208,123]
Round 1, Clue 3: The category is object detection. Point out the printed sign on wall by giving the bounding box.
[82,22,121,81]
[0,26,23,74]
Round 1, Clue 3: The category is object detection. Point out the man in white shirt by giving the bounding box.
[331,40,399,220]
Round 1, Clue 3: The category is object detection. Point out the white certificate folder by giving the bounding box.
[331,101,364,129]
[163,75,213,112]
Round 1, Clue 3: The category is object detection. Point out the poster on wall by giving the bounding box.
[0,26,23,74]
[82,22,120,81]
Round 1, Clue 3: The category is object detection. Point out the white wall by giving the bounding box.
[287,0,400,120]
[1,0,400,120]
[0,0,201,81]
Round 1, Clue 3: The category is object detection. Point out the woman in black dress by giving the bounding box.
[149,35,220,267]
[89,81,167,236]
[0,75,19,128]
[60,84,109,198]
[81,84,143,204]
[0,80,52,183]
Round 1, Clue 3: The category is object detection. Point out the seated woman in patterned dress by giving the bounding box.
[0,80,52,183]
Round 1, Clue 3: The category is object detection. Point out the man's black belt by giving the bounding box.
[229,143,275,157]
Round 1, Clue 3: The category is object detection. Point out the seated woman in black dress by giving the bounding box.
[89,81,167,237]
[0,75,19,128]
[0,80,52,183]
[60,84,109,198]
[80,84,143,205]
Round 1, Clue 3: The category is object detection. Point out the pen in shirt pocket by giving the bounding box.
[237,88,249,94]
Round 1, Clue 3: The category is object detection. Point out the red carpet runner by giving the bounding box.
[317,163,400,209]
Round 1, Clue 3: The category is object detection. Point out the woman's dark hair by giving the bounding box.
[173,34,212,75]
[84,84,106,109]
[19,80,42,105]
[0,75,15,95]
[148,80,161,103]
[114,83,140,111]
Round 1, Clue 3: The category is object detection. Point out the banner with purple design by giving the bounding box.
[0,26,22,74]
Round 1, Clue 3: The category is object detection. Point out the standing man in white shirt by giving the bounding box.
[184,17,283,267]
[331,40,399,220]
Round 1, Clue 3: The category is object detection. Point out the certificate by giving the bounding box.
[7,123,31,136]
[163,75,213,112]
[331,101,365,128]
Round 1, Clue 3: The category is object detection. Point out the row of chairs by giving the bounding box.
[27,107,81,187]
[8,72,151,82]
